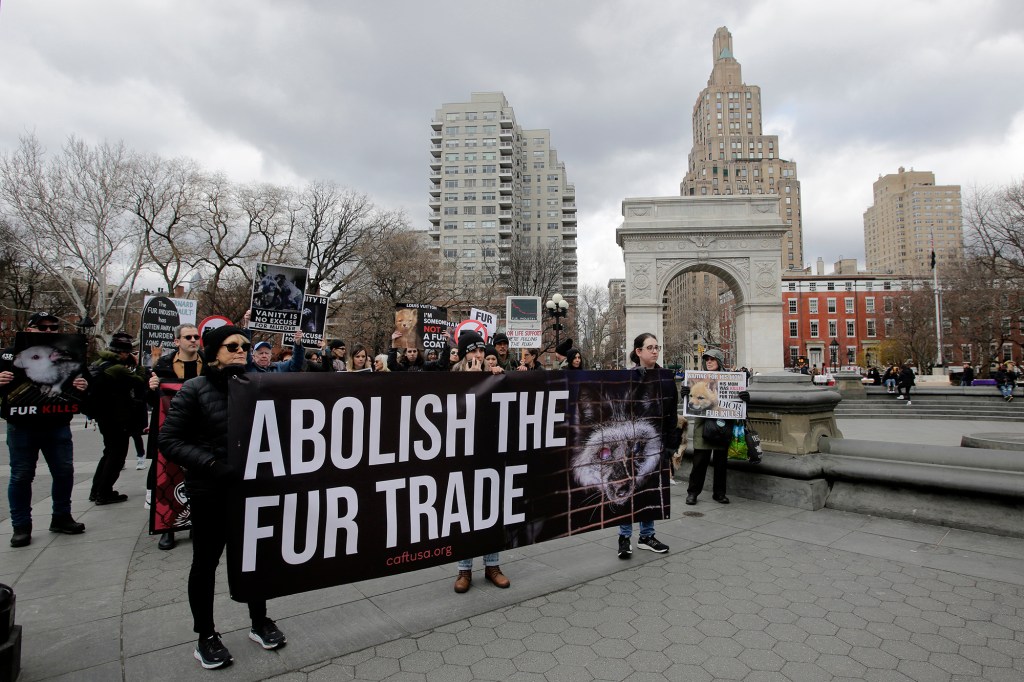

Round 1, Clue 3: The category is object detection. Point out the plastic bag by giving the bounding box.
[727,423,748,460]
[745,423,764,463]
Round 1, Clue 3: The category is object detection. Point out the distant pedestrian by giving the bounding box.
[896,363,915,404]
[961,363,974,387]
[995,363,1015,402]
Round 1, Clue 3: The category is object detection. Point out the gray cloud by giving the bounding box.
[1,0,1021,285]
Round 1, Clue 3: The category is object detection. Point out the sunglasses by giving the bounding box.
[222,342,252,353]
[34,324,60,331]
[180,334,200,341]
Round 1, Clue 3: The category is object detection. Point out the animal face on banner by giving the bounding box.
[4,332,88,419]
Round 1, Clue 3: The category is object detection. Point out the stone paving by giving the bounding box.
[3,419,1024,680]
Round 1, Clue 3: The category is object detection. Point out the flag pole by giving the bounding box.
[931,233,943,368]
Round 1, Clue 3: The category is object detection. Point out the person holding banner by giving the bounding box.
[617,333,675,559]
[160,325,286,669]
[483,345,505,374]
[683,348,750,506]
[242,309,305,374]
[1,312,89,547]
[451,331,512,593]
[346,343,373,372]
[388,331,452,372]
[516,347,544,371]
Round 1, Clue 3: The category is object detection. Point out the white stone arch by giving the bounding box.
[616,196,789,372]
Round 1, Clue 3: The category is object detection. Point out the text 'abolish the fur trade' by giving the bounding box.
[239,390,569,571]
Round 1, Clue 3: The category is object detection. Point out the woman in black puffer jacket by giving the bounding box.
[160,325,286,670]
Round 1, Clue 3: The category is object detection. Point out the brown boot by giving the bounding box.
[484,565,510,588]
[454,570,472,593]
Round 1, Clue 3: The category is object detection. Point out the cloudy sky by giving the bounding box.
[1,0,1021,288]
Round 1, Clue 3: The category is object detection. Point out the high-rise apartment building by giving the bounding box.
[428,92,578,303]
[680,27,803,270]
[863,167,962,276]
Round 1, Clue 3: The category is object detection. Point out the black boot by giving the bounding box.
[10,524,31,547]
[158,532,176,550]
[49,514,85,534]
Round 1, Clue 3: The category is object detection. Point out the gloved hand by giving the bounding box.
[209,460,242,482]
[679,385,690,398]
[738,390,750,403]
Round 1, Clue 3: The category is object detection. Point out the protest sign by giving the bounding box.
[140,296,197,367]
[393,304,450,354]
[2,333,88,421]
[150,382,191,534]
[468,308,498,337]
[225,369,675,601]
[284,294,329,349]
[505,296,542,348]
[250,262,309,332]
[681,370,747,419]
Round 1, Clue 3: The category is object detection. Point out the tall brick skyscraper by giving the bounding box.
[680,27,803,271]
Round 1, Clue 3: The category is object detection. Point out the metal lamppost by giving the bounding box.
[74,315,95,335]
[830,338,839,369]
[545,293,569,351]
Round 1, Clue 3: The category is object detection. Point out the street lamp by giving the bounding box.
[545,293,569,351]
[830,338,839,368]
[75,315,95,335]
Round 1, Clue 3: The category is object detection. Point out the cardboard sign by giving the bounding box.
[507,329,542,349]
[250,262,309,332]
[681,370,747,420]
[3,333,88,421]
[393,304,450,353]
[468,308,498,337]
[284,294,330,349]
[140,296,197,368]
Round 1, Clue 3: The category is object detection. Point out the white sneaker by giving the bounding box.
[136,457,147,470]
[906,401,912,406]
[897,395,904,400]
[144,490,152,510]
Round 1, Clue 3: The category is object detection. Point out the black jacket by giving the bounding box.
[87,350,150,430]
[158,366,237,496]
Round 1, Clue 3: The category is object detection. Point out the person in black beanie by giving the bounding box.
[160,324,286,669]
[555,337,574,369]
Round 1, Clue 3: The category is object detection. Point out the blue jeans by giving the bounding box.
[619,520,655,539]
[7,423,75,528]
[458,553,500,570]
[1000,384,1014,398]
[884,379,896,390]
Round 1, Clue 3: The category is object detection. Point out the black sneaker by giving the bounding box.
[10,525,31,548]
[194,633,233,669]
[637,535,669,553]
[249,618,286,650]
[617,535,632,559]
[95,492,128,506]
[49,514,85,534]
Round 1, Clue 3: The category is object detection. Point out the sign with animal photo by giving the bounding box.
[224,368,674,601]
[393,303,449,354]
[682,370,747,420]
[3,333,88,420]
[283,294,329,349]
[250,262,309,332]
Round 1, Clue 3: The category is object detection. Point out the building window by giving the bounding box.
[846,320,855,337]
[788,299,797,314]
[789,347,800,365]
[845,298,854,314]
[810,321,819,338]
[827,298,836,314]
[789,321,799,338]
[1003,343,1013,361]
[809,299,818,314]
[883,297,892,313]
[867,320,877,338]
[866,297,876,313]
[828,320,838,337]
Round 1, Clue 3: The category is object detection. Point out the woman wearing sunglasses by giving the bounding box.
[160,325,287,669]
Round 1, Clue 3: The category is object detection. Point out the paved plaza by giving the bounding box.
[2,418,1024,681]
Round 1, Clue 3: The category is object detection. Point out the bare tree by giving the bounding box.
[0,135,146,345]
[963,180,1024,282]
[574,283,610,367]
[887,286,938,369]
[125,153,206,292]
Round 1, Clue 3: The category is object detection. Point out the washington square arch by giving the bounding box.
[616,195,789,372]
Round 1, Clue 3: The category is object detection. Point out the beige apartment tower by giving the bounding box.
[680,27,804,271]
[863,167,962,276]
[428,92,578,303]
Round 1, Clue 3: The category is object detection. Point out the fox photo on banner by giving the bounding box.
[224,368,675,601]
[284,294,329,349]
[150,382,191,534]
[3,332,88,420]
[249,262,309,332]
[681,370,747,420]
[392,303,449,354]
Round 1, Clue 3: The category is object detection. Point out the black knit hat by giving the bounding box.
[202,325,248,363]
[556,338,574,357]
[108,332,135,353]
[329,339,346,350]
[483,344,498,360]
[491,332,509,346]
[457,330,486,359]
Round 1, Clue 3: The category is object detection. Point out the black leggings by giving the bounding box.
[188,494,266,636]
[688,448,726,497]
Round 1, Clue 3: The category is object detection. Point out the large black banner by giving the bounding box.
[225,369,675,601]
